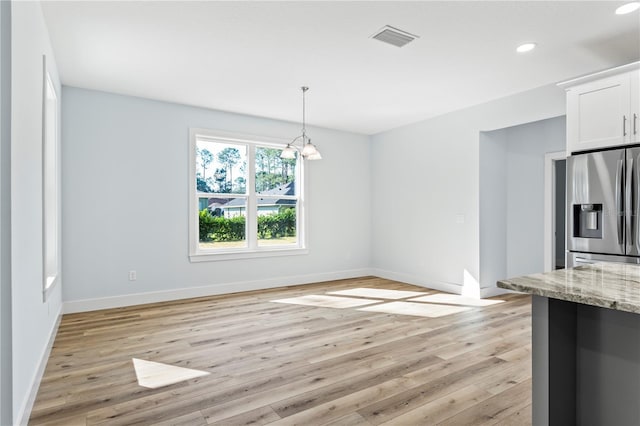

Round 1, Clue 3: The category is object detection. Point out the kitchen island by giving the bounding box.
[498,263,640,426]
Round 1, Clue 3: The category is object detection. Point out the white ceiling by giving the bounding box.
[41,1,640,135]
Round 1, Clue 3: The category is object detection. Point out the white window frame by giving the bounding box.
[189,128,308,262]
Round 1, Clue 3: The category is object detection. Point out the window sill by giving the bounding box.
[189,247,309,262]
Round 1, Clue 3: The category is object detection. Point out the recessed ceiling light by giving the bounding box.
[516,42,537,53]
[616,2,640,14]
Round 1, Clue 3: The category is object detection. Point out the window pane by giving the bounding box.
[199,197,247,249]
[196,140,247,194]
[255,147,297,194]
[257,200,297,247]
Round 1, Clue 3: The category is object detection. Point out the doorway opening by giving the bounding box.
[544,151,567,271]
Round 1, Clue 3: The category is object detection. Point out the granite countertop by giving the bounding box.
[497,262,640,314]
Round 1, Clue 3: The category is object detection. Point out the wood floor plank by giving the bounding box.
[481,358,532,396]
[270,354,442,418]
[437,379,533,426]
[34,413,88,426]
[376,384,492,426]
[266,377,413,426]
[150,410,207,426]
[321,412,371,426]
[355,357,508,425]
[493,403,532,426]
[208,406,280,426]
[29,278,532,426]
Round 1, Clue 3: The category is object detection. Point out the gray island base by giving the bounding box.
[498,263,640,426]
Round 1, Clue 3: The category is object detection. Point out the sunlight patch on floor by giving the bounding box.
[132,358,210,389]
[271,294,379,308]
[358,301,472,318]
[409,293,505,307]
[327,287,428,299]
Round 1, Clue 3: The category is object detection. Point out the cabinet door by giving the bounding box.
[567,74,631,153]
[631,71,639,144]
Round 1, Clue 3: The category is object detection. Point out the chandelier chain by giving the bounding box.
[280,85,320,160]
[301,86,308,138]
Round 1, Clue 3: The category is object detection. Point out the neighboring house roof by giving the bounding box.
[206,197,231,208]
[257,181,295,197]
[202,181,296,208]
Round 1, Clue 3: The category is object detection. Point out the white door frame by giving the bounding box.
[544,151,567,272]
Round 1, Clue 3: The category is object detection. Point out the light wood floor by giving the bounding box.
[29,277,532,425]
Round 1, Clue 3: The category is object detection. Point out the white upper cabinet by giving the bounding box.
[562,63,640,154]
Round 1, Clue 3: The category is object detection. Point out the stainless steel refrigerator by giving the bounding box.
[567,146,640,267]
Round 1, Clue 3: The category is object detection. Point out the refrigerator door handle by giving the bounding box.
[626,157,634,249]
[637,157,640,253]
[617,158,624,246]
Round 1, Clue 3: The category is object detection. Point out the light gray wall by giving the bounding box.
[479,116,566,288]
[61,87,371,304]
[479,130,507,296]
[10,2,63,423]
[0,1,11,423]
[505,116,566,278]
[370,84,566,296]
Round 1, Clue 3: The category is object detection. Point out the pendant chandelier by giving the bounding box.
[280,86,322,160]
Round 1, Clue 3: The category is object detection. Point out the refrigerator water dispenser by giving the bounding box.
[573,204,602,238]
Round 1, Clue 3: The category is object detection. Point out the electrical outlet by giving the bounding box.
[129,270,137,281]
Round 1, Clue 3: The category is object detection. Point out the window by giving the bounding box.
[42,57,60,300]
[189,129,306,261]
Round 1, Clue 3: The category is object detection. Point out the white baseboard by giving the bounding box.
[62,267,512,315]
[16,305,62,426]
[63,268,374,314]
[480,286,513,298]
[370,268,463,295]
[369,268,509,299]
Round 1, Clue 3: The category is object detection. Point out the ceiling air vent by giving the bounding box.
[371,25,419,48]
